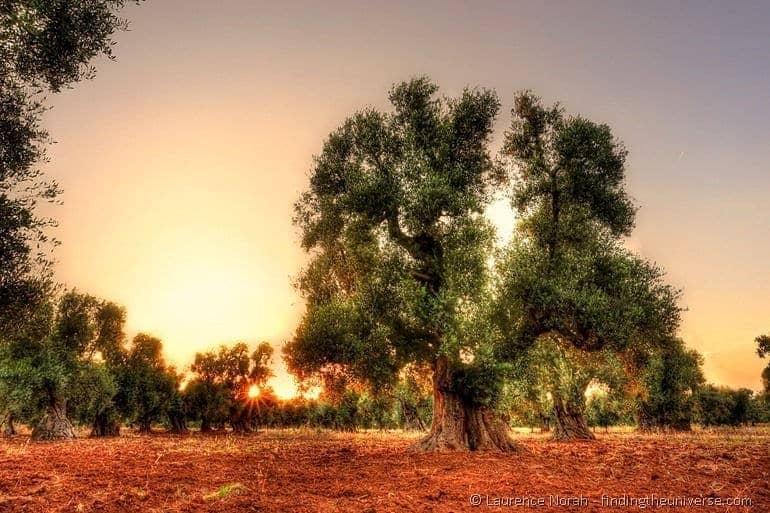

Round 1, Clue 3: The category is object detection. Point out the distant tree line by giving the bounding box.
[1,293,766,438]
[0,293,436,437]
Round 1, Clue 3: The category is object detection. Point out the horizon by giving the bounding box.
[40,0,770,394]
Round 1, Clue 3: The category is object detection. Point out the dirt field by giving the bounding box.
[1,428,768,513]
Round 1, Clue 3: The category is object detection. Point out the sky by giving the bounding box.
[41,0,770,395]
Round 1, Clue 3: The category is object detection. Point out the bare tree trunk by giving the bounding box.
[138,419,153,434]
[552,396,595,441]
[2,412,16,436]
[200,418,212,433]
[412,356,520,452]
[32,398,75,440]
[415,413,427,432]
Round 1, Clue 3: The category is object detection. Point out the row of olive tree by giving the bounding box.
[0,291,181,439]
[0,1,142,437]
[501,332,770,435]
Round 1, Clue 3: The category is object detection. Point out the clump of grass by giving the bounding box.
[203,482,245,501]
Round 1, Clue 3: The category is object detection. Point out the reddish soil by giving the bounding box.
[1,429,768,512]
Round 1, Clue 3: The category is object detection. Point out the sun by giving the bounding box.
[247,384,260,399]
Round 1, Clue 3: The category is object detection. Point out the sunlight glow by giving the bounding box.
[247,384,260,399]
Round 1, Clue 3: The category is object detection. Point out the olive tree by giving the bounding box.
[493,92,684,439]
[285,78,518,451]
[0,1,136,334]
[186,342,274,432]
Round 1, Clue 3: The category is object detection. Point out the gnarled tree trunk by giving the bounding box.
[90,412,120,437]
[138,419,153,434]
[412,357,519,452]
[552,396,594,441]
[2,412,16,436]
[32,399,75,440]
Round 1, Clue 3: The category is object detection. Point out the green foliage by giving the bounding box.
[357,393,397,430]
[116,333,179,432]
[0,291,130,432]
[0,1,135,334]
[750,393,770,424]
[636,338,704,430]
[70,360,118,429]
[286,77,502,402]
[451,348,511,408]
[493,91,681,361]
[183,380,229,431]
[185,342,274,431]
[695,385,757,427]
[0,1,138,437]
[504,335,626,426]
[392,366,432,430]
[585,391,631,430]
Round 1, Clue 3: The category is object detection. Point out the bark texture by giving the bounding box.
[31,400,76,440]
[552,396,595,441]
[412,357,519,452]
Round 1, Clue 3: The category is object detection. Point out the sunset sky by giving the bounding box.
[41,1,770,395]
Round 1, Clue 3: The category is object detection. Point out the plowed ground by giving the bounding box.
[1,428,768,512]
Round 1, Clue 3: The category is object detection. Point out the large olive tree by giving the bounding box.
[286,78,518,451]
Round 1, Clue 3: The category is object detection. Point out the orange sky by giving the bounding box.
[41,1,769,395]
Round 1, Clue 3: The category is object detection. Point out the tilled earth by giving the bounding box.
[1,429,768,512]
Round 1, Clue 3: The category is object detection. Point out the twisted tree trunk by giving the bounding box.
[552,396,594,441]
[32,398,75,440]
[412,357,519,452]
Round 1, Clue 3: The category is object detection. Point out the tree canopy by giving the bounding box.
[186,342,274,432]
[0,1,135,335]
[286,77,519,450]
